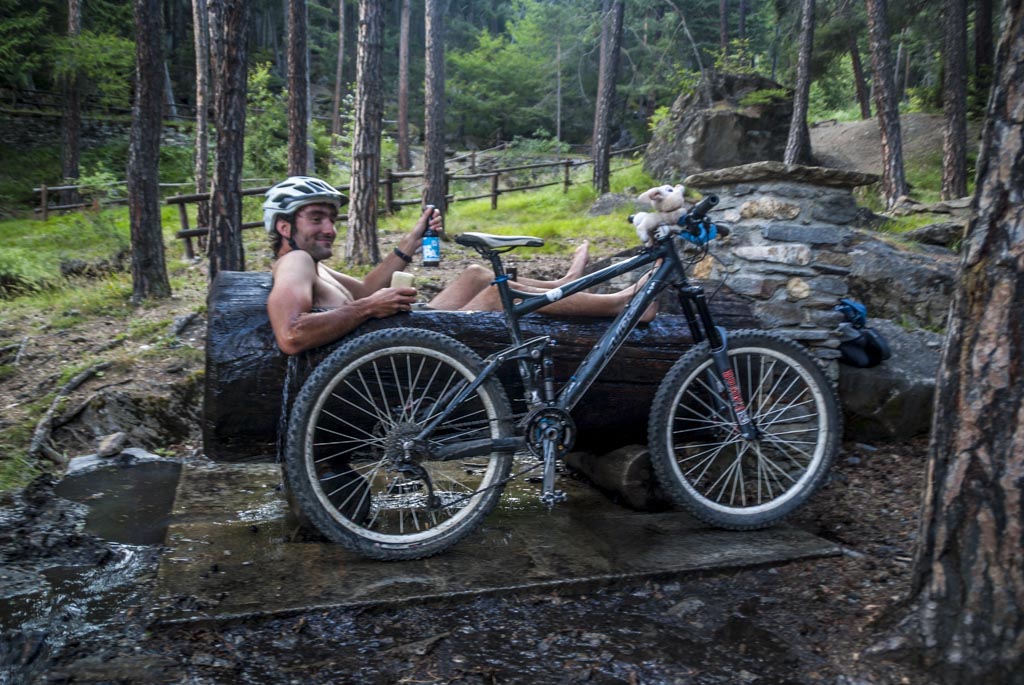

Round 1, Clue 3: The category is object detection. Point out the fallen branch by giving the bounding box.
[52,392,98,430]
[29,361,113,465]
[13,337,29,366]
[169,312,199,339]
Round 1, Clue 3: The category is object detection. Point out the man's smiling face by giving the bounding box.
[286,203,339,261]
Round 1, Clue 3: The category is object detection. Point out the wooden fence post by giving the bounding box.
[563,160,571,194]
[384,170,394,215]
[40,184,48,222]
[177,201,194,260]
[491,173,499,210]
[470,151,476,174]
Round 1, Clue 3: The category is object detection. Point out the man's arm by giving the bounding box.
[267,251,415,355]
[337,206,443,299]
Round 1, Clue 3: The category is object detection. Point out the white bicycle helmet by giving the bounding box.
[262,176,347,235]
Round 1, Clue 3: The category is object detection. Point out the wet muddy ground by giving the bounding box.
[1,440,930,685]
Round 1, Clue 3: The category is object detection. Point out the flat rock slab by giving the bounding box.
[152,462,840,624]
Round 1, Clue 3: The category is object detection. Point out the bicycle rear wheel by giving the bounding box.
[648,330,840,529]
[283,328,514,560]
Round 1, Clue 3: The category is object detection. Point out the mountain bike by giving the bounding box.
[282,195,841,561]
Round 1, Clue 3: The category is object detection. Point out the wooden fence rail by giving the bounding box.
[31,145,645,263]
[166,146,646,259]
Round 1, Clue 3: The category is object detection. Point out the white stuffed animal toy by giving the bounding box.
[631,184,691,245]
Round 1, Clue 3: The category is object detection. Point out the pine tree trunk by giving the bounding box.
[591,0,623,195]
[784,0,815,166]
[423,0,447,211]
[906,4,1024,680]
[864,0,909,208]
[287,0,309,176]
[192,0,211,230]
[128,0,171,302]
[738,0,747,41]
[942,0,969,200]
[345,0,384,265]
[207,0,249,279]
[397,0,412,171]
[719,0,728,52]
[162,61,179,118]
[850,37,872,119]
[555,37,562,143]
[61,0,82,207]
[331,0,346,140]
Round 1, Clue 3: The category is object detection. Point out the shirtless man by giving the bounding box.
[265,176,651,355]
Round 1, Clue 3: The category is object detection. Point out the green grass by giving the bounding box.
[380,161,655,259]
[905,149,978,204]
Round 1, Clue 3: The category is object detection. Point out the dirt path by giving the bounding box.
[810,112,981,175]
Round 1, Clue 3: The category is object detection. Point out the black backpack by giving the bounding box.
[835,299,892,368]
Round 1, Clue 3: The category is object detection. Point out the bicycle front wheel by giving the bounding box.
[283,328,513,560]
[648,330,840,529]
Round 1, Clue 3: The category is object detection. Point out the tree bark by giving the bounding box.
[784,0,815,166]
[207,0,250,279]
[850,37,872,120]
[591,0,624,195]
[61,0,82,207]
[192,0,211,230]
[864,0,909,209]
[941,0,969,200]
[287,0,310,176]
[905,3,1024,681]
[738,0,747,42]
[345,0,384,265]
[397,0,412,171]
[423,0,447,211]
[331,0,346,140]
[128,0,172,302]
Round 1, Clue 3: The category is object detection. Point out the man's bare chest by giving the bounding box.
[313,269,354,308]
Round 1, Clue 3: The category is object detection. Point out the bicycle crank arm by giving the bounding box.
[540,437,567,508]
[430,436,525,462]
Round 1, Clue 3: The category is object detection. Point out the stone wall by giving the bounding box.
[682,162,883,376]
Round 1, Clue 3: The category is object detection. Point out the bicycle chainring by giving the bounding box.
[522,407,576,459]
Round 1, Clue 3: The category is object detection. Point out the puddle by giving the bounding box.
[1,460,182,682]
[54,460,181,545]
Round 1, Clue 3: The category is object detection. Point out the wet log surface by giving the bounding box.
[204,271,756,462]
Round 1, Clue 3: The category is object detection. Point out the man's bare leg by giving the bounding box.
[427,242,588,310]
[515,240,590,288]
[457,267,658,322]
[425,264,494,310]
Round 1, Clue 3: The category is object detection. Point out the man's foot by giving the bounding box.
[565,240,590,281]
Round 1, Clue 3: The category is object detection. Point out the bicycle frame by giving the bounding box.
[486,238,730,413]
[411,222,757,454]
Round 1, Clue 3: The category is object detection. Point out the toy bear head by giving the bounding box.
[638,184,687,213]
[631,184,691,244]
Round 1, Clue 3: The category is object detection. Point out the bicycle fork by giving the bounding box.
[676,284,758,441]
[708,327,759,441]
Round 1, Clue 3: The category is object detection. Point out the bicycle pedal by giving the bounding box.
[540,490,568,507]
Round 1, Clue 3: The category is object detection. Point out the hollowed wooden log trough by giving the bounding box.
[203,271,756,464]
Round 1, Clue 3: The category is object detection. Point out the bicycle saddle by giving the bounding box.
[455,232,545,249]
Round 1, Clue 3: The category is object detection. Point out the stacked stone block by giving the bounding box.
[683,161,880,375]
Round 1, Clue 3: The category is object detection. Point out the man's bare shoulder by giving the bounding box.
[272,251,317,280]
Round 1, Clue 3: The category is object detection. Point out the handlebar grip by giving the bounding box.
[690,194,719,220]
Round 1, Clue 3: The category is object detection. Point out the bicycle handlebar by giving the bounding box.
[689,194,719,221]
